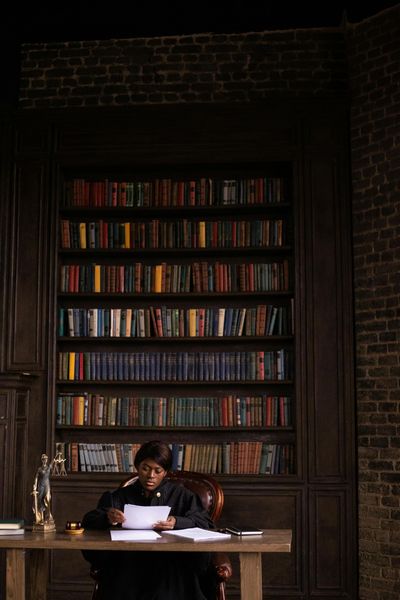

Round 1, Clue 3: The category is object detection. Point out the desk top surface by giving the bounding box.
[0,528,291,553]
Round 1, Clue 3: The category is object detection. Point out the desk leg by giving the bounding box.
[28,549,48,600]
[6,549,25,600]
[239,552,262,600]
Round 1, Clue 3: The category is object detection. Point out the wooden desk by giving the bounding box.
[1,528,291,600]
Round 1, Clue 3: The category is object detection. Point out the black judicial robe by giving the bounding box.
[82,479,215,600]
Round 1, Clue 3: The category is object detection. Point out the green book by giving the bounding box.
[0,519,24,529]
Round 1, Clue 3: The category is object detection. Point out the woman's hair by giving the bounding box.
[134,441,172,471]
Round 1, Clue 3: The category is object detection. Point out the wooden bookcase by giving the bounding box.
[55,170,295,479]
[6,103,356,599]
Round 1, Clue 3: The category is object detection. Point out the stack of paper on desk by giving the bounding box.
[162,527,231,541]
[110,530,161,541]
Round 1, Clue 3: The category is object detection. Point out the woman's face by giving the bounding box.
[137,458,167,493]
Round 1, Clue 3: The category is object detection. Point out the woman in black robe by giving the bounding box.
[82,440,215,600]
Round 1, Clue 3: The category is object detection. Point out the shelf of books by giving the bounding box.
[55,172,296,478]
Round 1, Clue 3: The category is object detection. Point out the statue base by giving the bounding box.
[33,520,56,533]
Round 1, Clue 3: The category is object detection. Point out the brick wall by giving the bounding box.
[348,5,400,600]
[19,29,347,108]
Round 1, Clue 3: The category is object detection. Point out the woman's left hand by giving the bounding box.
[153,516,176,530]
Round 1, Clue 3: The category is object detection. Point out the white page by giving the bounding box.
[122,504,171,529]
[162,527,231,541]
[110,529,161,541]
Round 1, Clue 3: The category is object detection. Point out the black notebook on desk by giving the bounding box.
[224,526,263,536]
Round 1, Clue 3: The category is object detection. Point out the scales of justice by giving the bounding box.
[31,444,67,532]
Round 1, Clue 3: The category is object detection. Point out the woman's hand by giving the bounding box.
[153,516,176,530]
[107,508,125,526]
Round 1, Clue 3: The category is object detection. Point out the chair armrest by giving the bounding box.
[211,552,233,583]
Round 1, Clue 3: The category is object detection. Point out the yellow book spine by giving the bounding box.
[189,308,196,336]
[94,265,101,293]
[78,395,85,425]
[124,223,130,249]
[68,352,76,380]
[199,221,206,248]
[79,223,87,249]
[154,265,162,293]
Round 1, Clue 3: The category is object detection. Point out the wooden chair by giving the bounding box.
[90,470,232,600]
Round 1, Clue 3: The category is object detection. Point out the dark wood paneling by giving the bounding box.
[54,104,298,165]
[305,155,346,481]
[309,489,354,596]
[0,375,32,517]
[0,114,13,372]
[0,392,9,516]
[7,162,50,370]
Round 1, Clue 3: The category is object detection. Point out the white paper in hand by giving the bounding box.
[122,504,171,529]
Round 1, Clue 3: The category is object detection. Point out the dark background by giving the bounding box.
[3,1,400,41]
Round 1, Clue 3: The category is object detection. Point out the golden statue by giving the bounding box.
[52,443,68,476]
[32,447,67,532]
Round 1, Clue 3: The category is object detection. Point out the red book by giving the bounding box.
[200,178,206,206]
[248,263,255,292]
[189,180,196,206]
[198,308,205,336]
[257,351,264,380]
[79,352,84,381]
[111,181,118,207]
[192,262,201,292]
[221,396,228,427]
[201,262,209,292]
[74,265,79,293]
[154,308,163,336]
[70,443,79,472]
[118,266,124,293]
[120,182,127,206]
[265,396,272,426]
[177,181,184,206]
[154,179,160,206]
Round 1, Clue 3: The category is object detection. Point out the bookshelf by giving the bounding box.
[55,172,296,478]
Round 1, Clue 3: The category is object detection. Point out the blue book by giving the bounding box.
[116,353,123,381]
[171,444,179,470]
[150,352,156,381]
[161,353,166,381]
[139,352,145,381]
[58,308,66,336]
[104,311,110,336]
[183,353,188,381]
[135,353,140,380]
[199,352,204,381]
[177,353,183,381]
[120,309,127,337]
[224,308,233,336]
[128,354,134,379]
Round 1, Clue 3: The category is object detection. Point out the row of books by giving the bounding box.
[56,393,293,427]
[62,441,294,475]
[59,261,290,293]
[58,304,293,338]
[58,350,293,382]
[60,218,286,249]
[63,177,285,208]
